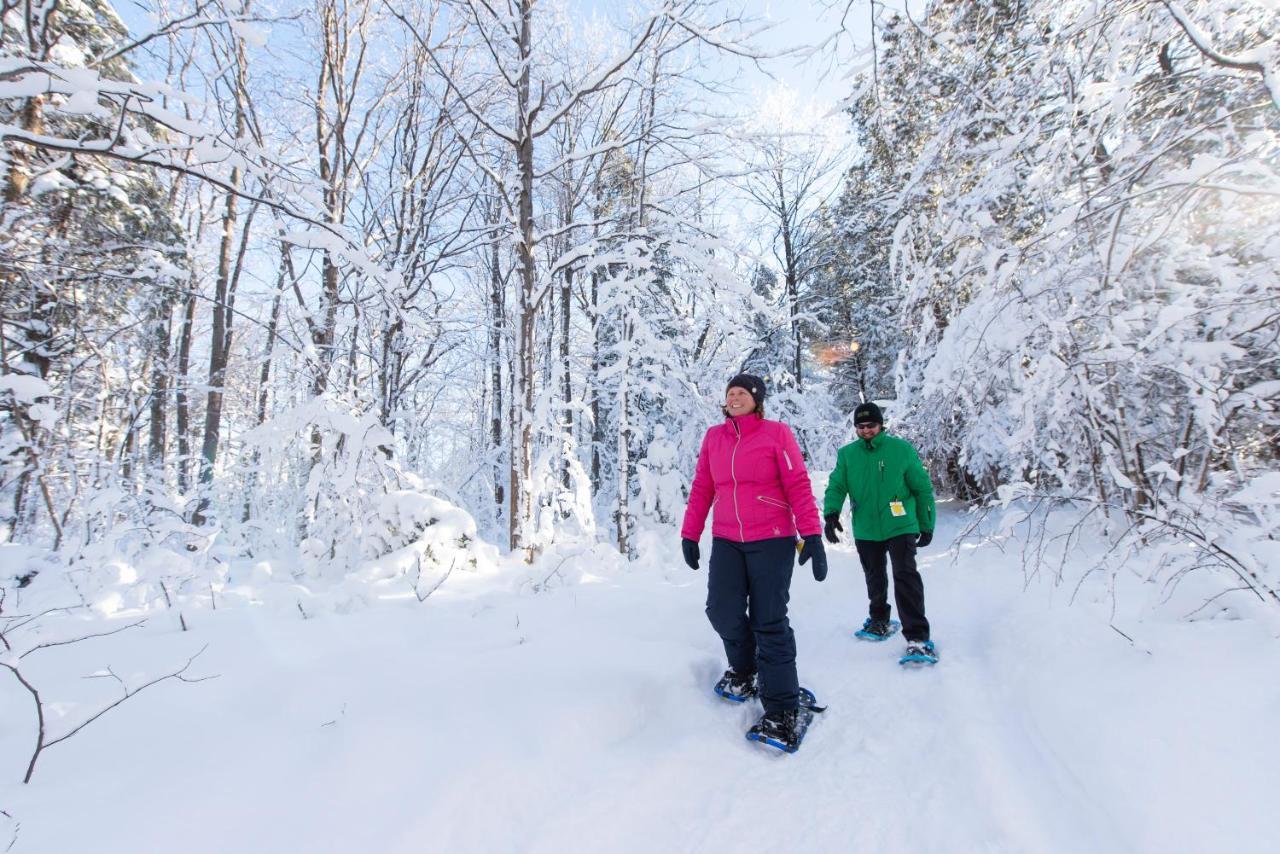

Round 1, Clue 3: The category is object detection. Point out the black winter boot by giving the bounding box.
[747,707,810,752]
[714,668,758,702]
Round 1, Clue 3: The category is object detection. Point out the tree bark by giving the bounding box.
[175,273,197,493]
[193,180,238,524]
[590,268,602,494]
[616,312,633,556]
[242,258,287,522]
[511,0,537,555]
[489,201,506,511]
[147,291,173,468]
[560,264,573,494]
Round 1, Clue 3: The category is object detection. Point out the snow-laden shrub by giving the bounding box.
[970,487,1280,630]
[8,396,500,618]
[343,489,492,603]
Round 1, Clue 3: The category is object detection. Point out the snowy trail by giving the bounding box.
[781,532,1130,854]
[4,508,1279,853]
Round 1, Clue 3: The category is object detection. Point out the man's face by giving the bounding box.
[855,421,882,439]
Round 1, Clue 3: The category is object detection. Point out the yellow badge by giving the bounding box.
[889,501,907,517]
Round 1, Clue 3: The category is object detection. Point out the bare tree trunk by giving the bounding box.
[489,209,506,512]
[311,0,354,402]
[616,313,633,556]
[560,265,573,495]
[175,273,197,493]
[612,45,661,554]
[256,272,285,424]
[242,260,287,522]
[781,200,801,388]
[147,296,172,468]
[196,22,259,520]
[590,268,602,495]
[510,0,537,555]
[194,170,259,520]
[121,383,142,484]
[193,183,239,523]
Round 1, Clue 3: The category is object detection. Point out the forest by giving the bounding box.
[3,0,1277,619]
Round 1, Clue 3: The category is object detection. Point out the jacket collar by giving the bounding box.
[860,429,887,450]
[725,413,765,437]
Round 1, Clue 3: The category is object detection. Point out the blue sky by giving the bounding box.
[566,0,925,114]
[115,0,922,116]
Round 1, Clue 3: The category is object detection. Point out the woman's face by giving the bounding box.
[724,386,756,417]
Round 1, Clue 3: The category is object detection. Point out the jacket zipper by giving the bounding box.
[730,419,745,541]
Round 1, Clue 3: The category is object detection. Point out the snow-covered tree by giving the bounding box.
[838,0,1280,610]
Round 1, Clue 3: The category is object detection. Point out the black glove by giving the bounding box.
[916,531,933,549]
[823,512,843,544]
[798,534,828,582]
[682,538,700,570]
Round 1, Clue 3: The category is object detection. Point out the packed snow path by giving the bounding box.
[4,508,1278,853]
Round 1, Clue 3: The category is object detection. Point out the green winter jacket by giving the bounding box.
[823,431,935,542]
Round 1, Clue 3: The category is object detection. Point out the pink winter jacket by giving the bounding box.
[680,414,822,543]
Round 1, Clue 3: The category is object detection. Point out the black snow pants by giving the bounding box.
[705,536,799,713]
[855,533,930,642]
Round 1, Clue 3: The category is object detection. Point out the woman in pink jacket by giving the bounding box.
[680,373,827,748]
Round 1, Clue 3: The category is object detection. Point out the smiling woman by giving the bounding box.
[679,372,827,752]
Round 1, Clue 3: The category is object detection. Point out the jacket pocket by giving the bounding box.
[757,495,791,511]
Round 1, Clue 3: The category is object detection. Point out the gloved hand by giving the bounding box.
[823,512,843,544]
[682,538,700,570]
[916,531,933,549]
[798,534,828,582]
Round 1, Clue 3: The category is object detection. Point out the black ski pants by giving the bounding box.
[705,536,799,713]
[855,533,930,642]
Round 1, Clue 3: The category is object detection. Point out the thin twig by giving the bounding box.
[19,620,146,659]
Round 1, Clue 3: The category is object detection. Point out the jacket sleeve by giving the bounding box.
[680,430,715,540]
[777,424,822,537]
[822,445,850,516]
[904,445,936,532]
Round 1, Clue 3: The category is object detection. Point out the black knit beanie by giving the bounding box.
[853,401,884,425]
[726,373,766,409]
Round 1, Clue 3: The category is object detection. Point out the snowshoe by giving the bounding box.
[797,686,826,713]
[713,669,758,703]
[854,618,900,642]
[746,706,814,754]
[899,639,939,666]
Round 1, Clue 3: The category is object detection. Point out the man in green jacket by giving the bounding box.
[823,402,938,662]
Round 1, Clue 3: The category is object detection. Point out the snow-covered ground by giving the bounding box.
[3,506,1278,854]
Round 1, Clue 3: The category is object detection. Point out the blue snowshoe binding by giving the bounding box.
[899,639,939,666]
[855,618,900,642]
[714,669,758,703]
[745,688,826,754]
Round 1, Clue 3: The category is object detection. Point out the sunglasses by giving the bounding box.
[855,422,880,429]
